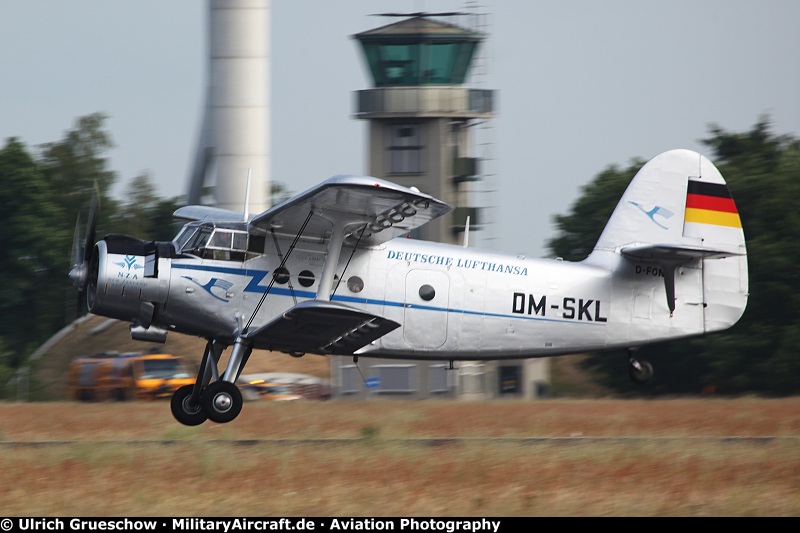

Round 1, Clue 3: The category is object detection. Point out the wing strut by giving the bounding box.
[239,217,399,355]
[244,210,314,332]
[317,217,352,301]
[270,227,298,305]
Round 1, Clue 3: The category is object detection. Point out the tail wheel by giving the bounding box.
[202,381,243,424]
[630,359,654,385]
[170,385,208,426]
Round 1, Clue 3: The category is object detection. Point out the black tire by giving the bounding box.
[202,381,243,424]
[170,385,208,426]
[630,359,654,385]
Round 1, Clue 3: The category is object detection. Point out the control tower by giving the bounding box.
[352,13,495,245]
[332,13,549,402]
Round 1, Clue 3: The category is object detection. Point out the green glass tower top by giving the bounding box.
[354,16,483,87]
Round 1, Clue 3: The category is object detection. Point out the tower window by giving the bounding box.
[389,124,423,174]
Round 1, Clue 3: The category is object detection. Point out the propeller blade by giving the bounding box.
[68,211,86,290]
[71,213,83,268]
[69,185,100,292]
[83,189,98,269]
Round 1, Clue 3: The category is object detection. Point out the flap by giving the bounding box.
[243,300,400,355]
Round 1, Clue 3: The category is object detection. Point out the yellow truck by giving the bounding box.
[238,378,302,401]
[69,351,195,401]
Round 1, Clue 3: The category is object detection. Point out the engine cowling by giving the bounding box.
[88,236,171,327]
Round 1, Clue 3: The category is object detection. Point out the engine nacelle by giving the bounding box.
[88,236,171,327]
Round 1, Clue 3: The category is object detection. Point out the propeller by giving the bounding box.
[68,187,99,309]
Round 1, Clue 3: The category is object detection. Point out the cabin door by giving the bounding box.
[403,269,449,349]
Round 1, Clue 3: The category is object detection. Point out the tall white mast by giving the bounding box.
[188,0,270,213]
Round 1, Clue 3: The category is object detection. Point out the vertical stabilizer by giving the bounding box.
[587,149,748,332]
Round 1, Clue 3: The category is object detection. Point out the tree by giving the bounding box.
[0,138,68,368]
[696,117,800,395]
[548,117,800,396]
[271,181,292,205]
[112,172,184,241]
[38,112,118,238]
[0,114,188,397]
[547,161,643,261]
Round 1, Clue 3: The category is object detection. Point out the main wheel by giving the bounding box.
[170,385,208,426]
[629,359,654,384]
[202,381,243,424]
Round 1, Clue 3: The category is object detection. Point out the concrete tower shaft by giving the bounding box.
[189,0,270,213]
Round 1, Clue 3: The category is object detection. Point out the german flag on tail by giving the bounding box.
[684,180,742,228]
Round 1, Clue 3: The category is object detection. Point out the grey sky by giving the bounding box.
[2,1,799,257]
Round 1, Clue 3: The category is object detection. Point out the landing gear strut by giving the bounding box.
[170,337,250,426]
[628,348,654,384]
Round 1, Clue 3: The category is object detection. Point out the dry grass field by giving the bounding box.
[1,398,799,517]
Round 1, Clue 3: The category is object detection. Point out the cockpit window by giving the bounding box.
[173,224,201,251]
[183,226,213,253]
[175,222,264,262]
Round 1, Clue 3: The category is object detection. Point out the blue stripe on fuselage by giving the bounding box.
[170,263,605,327]
[172,263,272,294]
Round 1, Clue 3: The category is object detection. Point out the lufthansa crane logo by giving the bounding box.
[628,201,674,230]
[182,276,234,302]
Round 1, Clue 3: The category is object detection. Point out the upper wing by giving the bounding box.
[249,175,451,246]
[173,175,452,246]
[173,205,247,223]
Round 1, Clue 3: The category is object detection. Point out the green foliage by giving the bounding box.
[111,172,184,241]
[0,138,68,365]
[39,113,117,235]
[0,113,181,375]
[696,117,800,395]
[548,162,643,261]
[548,117,800,396]
[271,181,293,205]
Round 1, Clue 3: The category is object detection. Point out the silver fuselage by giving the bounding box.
[92,233,724,360]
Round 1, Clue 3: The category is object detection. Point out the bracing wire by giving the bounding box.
[244,211,314,332]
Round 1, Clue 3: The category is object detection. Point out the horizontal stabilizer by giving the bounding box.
[243,300,400,355]
[621,243,746,316]
[620,243,745,262]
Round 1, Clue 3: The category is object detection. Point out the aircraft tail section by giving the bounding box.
[587,149,748,333]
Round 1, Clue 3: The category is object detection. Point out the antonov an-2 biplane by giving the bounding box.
[69,149,748,425]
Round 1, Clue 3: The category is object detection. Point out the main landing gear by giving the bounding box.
[170,338,250,426]
[171,381,244,426]
[628,348,654,385]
